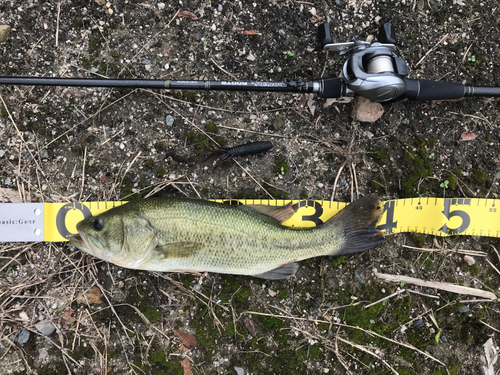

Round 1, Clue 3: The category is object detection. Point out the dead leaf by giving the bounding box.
[244,317,257,336]
[460,132,479,141]
[62,309,76,328]
[352,96,384,123]
[493,157,500,166]
[178,10,198,20]
[173,329,198,348]
[180,358,193,375]
[95,0,105,5]
[242,30,262,36]
[231,28,244,33]
[87,286,103,304]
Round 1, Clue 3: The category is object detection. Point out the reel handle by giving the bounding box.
[318,23,333,49]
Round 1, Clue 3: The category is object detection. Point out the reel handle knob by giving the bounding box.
[318,23,333,49]
[378,23,397,45]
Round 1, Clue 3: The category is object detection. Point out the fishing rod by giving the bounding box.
[1,23,499,102]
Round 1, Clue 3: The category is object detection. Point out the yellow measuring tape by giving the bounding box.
[42,197,499,242]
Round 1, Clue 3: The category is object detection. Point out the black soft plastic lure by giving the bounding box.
[205,141,273,170]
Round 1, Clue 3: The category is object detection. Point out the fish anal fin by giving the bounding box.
[155,242,203,259]
[247,203,296,223]
[253,263,299,280]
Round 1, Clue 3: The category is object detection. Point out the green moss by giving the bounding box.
[190,307,217,354]
[434,364,460,375]
[186,91,197,101]
[110,50,119,58]
[205,122,218,133]
[0,107,7,117]
[157,167,167,177]
[401,146,434,197]
[174,91,183,100]
[274,155,289,174]
[244,117,252,123]
[149,346,167,365]
[144,159,154,169]
[182,274,195,286]
[435,14,446,26]
[373,149,388,163]
[469,263,479,276]
[120,176,141,200]
[300,190,308,199]
[133,357,151,372]
[233,286,252,305]
[214,136,226,146]
[486,134,492,141]
[88,34,103,55]
[446,174,457,190]
[331,256,346,267]
[142,307,162,323]
[410,232,426,248]
[279,289,290,299]
[471,168,488,185]
[144,113,154,122]
[138,176,147,188]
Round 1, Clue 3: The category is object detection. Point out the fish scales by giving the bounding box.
[70,196,384,279]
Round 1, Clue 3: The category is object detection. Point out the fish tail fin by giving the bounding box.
[328,195,384,256]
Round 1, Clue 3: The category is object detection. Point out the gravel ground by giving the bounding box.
[1,0,500,374]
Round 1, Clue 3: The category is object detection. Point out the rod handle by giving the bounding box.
[404,79,465,101]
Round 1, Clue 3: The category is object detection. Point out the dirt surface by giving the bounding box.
[1,0,500,374]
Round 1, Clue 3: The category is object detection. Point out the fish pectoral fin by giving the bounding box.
[155,242,203,259]
[245,203,296,223]
[253,263,299,280]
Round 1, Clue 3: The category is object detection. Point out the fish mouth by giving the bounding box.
[69,233,87,249]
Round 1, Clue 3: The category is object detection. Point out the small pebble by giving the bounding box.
[354,270,364,284]
[463,255,475,266]
[166,115,174,126]
[0,25,12,43]
[234,367,246,375]
[157,2,165,10]
[249,114,257,120]
[39,348,49,361]
[142,59,151,65]
[458,305,470,313]
[218,4,223,12]
[278,29,286,37]
[40,149,49,159]
[35,320,56,336]
[17,329,30,345]
[247,52,256,61]
[4,177,11,185]
[413,317,423,329]
[0,150,5,157]
[211,24,217,32]
[339,178,347,186]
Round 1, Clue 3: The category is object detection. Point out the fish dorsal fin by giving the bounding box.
[245,203,295,223]
[253,263,299,280]
[155,242,203,259]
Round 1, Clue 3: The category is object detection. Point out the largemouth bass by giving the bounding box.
[70,196,384,279]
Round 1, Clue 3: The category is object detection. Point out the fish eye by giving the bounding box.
[93,218,104,231]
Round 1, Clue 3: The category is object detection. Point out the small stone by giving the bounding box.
[39,348,49,361]
[0,150,5,157]
[218,4,223,12]
[142,59,151,65]
[40,149,49,159]
[273,115,285,130]
[249,114,257,120]
[458,305,470,313]
[144,64,151,71]
[354,270,364,284]
[339,178,347,186]
[234,367,246,375]
[211,24,217,32]
[4,177,11,185]
[157,2,165,10]
[119,143,125,150]
[353,96,384,123]
[166,115,174,126]
[246,52,256,61]
[413,317,423,329]
[35,320,56,336]
[17,329,30,345]
[463,255,475,266]
[278,29,286,37]
[0,25,12,43]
